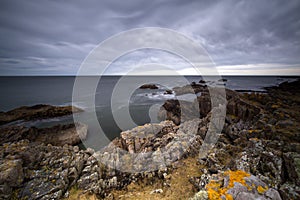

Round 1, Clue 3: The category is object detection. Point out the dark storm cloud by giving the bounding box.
[0,0,299,75]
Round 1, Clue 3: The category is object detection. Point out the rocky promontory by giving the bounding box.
[0,104,83,125]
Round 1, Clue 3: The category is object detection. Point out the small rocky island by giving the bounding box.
[0,80,300,199]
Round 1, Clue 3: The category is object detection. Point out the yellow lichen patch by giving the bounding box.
[224,170,250,188]
[205,170,251,200]
[271,104,280,109]
[225,194,233,200]
[257,185,268,194]
[248,129,259,134]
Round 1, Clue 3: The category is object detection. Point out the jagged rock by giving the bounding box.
[283,152,300,185]
[279,182,300,199]
[158,85,260,125]
[0,159,23,188]
[265,188,282,200]
[0,140,90,199]
[173,83,207,95]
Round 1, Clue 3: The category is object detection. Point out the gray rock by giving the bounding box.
[265,188,282,200]
[0,159,23,187]
[236,192,267,200]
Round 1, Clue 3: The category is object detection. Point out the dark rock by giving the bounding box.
[283,152,300,185]
[164,89,173,95]
[139,84,159,89]
[218,78,227,82]
[279,182,300,200]
[158,85,260,125]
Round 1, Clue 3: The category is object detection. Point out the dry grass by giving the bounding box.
[65,187,99,200]
[107,156,202,200]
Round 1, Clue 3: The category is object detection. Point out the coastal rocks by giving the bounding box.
[157,99,200,125]
[0,139,90,199]
[35,122,88,146]
[0,122,88,146]
[164,89,173,95]
[139,84,159,89]
[158,84,261,125]
[0,159,24,188]
[283,152,300,185]
[226,95,261,121]
[113,120,178,153]
[0,104,83,125]
[173,83,207,95]
[100,120,203,173]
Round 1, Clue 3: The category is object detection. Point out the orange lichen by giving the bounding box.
[224,170,250,188]
[225,194,233,200]
[205,170,250,200]
[257,185,268,194]
[248,129,259,134]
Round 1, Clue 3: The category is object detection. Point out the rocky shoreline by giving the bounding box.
[1,80,300,199]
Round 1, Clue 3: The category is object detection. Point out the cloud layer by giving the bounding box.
[0,0,300,75]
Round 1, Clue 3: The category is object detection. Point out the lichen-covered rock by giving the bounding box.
[0,140,89,199]
[0,159,23,187]
[283,152,300,185]
[192,170,281,200]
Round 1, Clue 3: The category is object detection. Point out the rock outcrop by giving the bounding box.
[0,122,87,146]
[0,104,83,125]
[159,85,260,125]
[139,84,159,89]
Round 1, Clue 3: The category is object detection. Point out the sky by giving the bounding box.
[0,0,300,75]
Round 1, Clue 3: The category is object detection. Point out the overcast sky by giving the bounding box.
[0,0,300,75]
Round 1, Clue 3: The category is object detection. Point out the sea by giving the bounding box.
[0,76,298,149]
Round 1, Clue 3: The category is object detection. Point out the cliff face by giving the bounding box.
[0,80,300,199]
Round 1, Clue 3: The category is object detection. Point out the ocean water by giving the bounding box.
[0,76,297,149]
